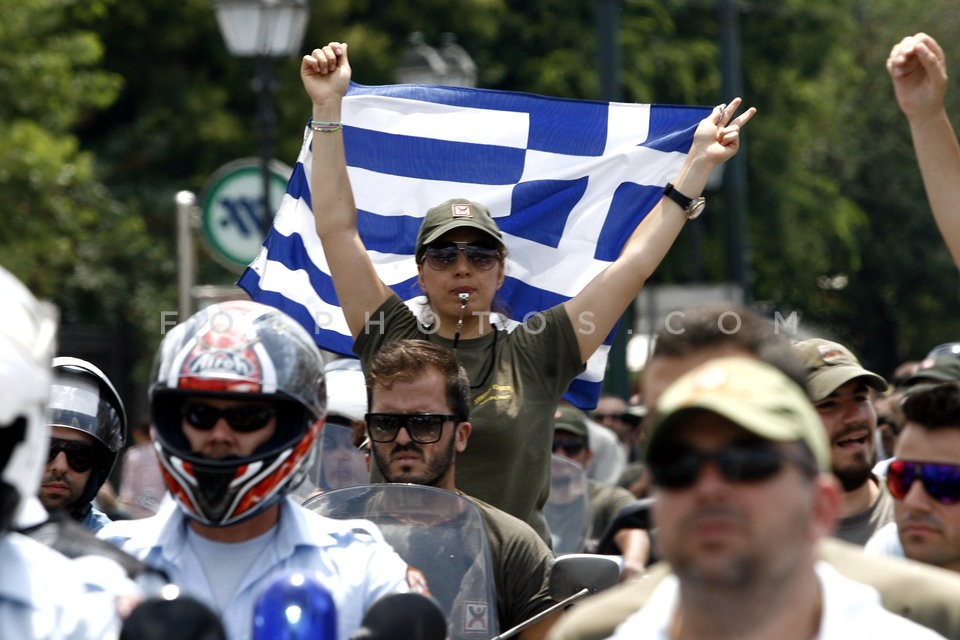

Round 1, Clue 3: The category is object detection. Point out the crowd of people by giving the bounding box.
[5,28,960,640]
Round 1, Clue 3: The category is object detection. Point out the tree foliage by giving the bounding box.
[4,0,960,398]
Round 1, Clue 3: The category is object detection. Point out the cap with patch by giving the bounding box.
[646,357,830,472]
[906,354,960,386]
[793,338,887,402]
[415,198,504,258]
[553,405,590,444]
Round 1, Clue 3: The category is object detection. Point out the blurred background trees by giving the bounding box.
[3,0,959,415]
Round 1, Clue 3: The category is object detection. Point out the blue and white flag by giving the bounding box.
[238,82,710,409]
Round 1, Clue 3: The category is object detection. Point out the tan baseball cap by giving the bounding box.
[415,198,504,258]
[646,357,830,471]
[793,338,887,402]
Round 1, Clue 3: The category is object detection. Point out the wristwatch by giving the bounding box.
[663,182,706,220]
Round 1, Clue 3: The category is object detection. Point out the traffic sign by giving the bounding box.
[201,158,293,270]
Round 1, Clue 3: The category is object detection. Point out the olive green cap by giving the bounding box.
[793,338,887,402]
[415,198,504,259]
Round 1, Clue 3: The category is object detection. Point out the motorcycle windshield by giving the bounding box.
[304,484,499,639]
[544,455,589,554]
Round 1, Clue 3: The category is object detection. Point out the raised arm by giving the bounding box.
[563,99,757,362]
[887,33,960,269]
[301,42,393,339]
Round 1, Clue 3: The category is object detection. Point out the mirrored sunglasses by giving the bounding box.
[365,413,453,444]
[887,459,960,505]
[48,437,96,473]
[421,241,501,271]
[651,442,807,490]
[181,401,276,433]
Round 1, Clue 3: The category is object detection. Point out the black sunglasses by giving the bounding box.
[365,413,454,444]
[421,241,501,272]
[651,441,809,490]
[552,438,586,457]
[887,459,960,505]
[48,437,96,473]
[181,401,276,433]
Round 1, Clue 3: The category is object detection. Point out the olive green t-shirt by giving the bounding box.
[356,294,585,545]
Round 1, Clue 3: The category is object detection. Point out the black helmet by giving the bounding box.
[150,300,326,526]
[48,357,127,521]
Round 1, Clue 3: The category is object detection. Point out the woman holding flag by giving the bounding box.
[299,40,755,547]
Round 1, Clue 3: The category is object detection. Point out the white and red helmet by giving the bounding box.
[150,300,326,526]
[0,266,58,535]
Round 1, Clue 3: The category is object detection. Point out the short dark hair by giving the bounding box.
[651,303,808,392]
[902,382,960,430]
[366,340,470,423]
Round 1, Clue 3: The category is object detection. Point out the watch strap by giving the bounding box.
[663,182,693,210]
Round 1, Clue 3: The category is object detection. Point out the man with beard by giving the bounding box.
[366,339,558,640]
[866,382,960,572]
[601,357,943,639]
[793,338,893,545]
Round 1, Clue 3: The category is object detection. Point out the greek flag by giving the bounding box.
[238,82,710,409]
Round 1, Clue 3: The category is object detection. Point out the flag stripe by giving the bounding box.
[239,81,710,409]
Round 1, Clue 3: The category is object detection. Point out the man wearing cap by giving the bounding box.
[793,338,893,545]
[601,357,944,639]
[548,303,960,640]
[551,405,648,579]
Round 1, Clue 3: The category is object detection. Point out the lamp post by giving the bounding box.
[394,32,476,88]
[212,0,309,239]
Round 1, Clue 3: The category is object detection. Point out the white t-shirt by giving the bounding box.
[864,521,906,559]
[603,562,945,639]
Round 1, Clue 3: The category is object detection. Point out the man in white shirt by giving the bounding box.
[604,357,943,639]
[99,301,412,640]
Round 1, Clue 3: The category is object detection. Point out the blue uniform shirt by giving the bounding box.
[98,496,411,640]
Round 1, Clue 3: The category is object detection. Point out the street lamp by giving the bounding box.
[394,32,477,88]
[212,0,309,238]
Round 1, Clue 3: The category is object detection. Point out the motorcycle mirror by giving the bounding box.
[490,555,621,640]
[350,592,447,640]
[549,554,621,600]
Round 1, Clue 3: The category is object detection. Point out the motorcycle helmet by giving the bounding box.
[0,266,58,535]
[151,300,326,526]
[48,357,127,521]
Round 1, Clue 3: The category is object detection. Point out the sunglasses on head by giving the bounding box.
[365,413,454,444]
[181,401,276,433]
[552,437,586,457]
[887,459,960,505]
[650,441,811,490]
[48,437,96,473]
[421,241,501,272]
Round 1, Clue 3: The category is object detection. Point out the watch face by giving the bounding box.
[686,198,706,220]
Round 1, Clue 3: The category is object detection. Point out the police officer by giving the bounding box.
[39,357,126,532]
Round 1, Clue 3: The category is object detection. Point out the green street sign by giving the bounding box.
[200,158,293,270]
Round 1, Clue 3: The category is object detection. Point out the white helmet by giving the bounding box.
[0,266,58,535]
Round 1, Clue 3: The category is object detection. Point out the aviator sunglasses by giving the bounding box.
[650,441,814,489]
[181,401,276,433]
[48,437,96,473]
[365,413,454,444]
[886,459,960,505]
[421,241,502,272]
